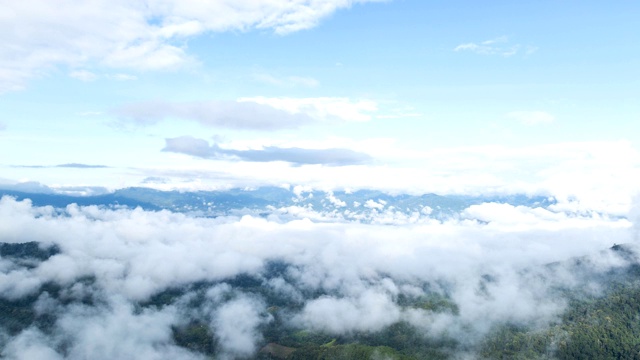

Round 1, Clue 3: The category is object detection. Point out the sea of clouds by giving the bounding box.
[0,194,637,359]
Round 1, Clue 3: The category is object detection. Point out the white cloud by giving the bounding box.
[212,296,271,358]
[253,72,319,88]
[0,0,385,93]
[326,191,347,207]
[365,199,385,210]
[506,110,555,125]
[454,36,536,57]
[55,299,200,360]
[109,73,138,81]
[69,70,98,82]
[102,41,190,70]
[68,71,138,83]
[296,290,401,333]
[1,328,63,360]
[153,0,388,36]
[240,96,378,122]
[481,35,509,45]
[113,99,313,130]
[114,97,378,129]
[375,113,422,119]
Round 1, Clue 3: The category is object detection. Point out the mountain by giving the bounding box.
[0,186,555,221]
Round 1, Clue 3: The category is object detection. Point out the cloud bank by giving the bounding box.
[0,195,635,358]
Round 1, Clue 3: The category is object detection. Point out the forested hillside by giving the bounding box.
[3,240,640,359]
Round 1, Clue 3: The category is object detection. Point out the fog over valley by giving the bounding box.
[1,189,638,358]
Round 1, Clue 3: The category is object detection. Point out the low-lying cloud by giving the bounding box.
[0,195,636,358]
[163,136,372,166]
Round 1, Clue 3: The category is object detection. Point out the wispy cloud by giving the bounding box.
[69,70,98,82]
[454,36,537,57]
[240,96,377,123]
[253,72,319,88]
[77,111,103,116]
[56,163,109,169]
[70,71,138,83]
[113,100,313,130]
[12,163,109,169]
[141,177,170,184]
[506,111,555,125]
[162,136,372,166]
[0,0,384,93]
[375,113,422,119]
[113,97,377,130]
[109,73,138,81]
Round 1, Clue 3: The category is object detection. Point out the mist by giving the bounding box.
[0,194,636,359]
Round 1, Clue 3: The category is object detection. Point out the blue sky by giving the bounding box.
[1,0,639,208]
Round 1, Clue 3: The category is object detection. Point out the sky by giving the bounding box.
[1,0,639,208]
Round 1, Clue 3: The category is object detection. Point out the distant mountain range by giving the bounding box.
[0,187,555,221]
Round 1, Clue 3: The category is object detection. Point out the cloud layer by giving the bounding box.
[0,195,635,358]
